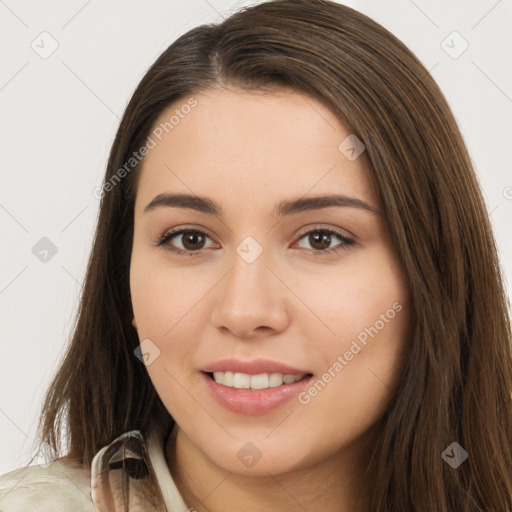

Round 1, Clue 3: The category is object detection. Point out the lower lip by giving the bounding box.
[201,372,313,415]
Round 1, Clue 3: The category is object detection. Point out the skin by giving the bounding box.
[129,86,412,512]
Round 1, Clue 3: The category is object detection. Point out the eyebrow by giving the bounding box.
[143,193,379,216]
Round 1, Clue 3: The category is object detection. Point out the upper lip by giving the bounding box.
[201,358,312,376]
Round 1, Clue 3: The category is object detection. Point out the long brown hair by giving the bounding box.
[36,0,512,509]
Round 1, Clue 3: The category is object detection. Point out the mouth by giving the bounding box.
[199,358,315,415]
[203,371,313,390]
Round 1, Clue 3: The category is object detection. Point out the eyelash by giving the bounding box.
[154,225,355,257]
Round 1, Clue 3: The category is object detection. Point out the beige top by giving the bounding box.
[0,428,190,511]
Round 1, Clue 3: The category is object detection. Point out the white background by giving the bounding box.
[1,0,511,475]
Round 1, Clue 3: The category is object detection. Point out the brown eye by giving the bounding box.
[296,228,354,255]
[157,229,215,254]
[308,231,333,251]
[180,231,207,251]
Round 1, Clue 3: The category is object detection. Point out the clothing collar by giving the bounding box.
[90,425,189,511]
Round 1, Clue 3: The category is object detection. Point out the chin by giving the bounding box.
[200,435,314,477]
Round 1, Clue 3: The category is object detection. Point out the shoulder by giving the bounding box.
[0,458,93,512]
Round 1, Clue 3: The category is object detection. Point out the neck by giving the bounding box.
[165,425,376,512]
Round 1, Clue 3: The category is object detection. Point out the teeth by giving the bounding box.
[269,373,284,387]
[283,374,298,384]
[212,371,305,390]
[223,371,234,387]
[233,372,250,389]
[250,373,269,390]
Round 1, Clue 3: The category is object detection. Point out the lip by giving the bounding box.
[200,358,314,415]
[201,358,311,376]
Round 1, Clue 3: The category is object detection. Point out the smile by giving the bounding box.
[201,371,314,415]
[209,371,309,390]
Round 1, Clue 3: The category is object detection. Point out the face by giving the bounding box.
[129,87,411,476]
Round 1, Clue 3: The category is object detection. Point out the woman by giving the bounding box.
[1,0,511,510]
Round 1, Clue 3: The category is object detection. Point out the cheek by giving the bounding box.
[301,248,409,352]
[130,255,205,340]
[300,248,411,414]
[293,299,410,463]
[130,257,207,406]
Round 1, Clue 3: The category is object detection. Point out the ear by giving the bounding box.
[132,317,138,330]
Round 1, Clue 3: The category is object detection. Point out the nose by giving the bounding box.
[210,248,290,340]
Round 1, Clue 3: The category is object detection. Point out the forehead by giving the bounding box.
[134,87,376,216]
